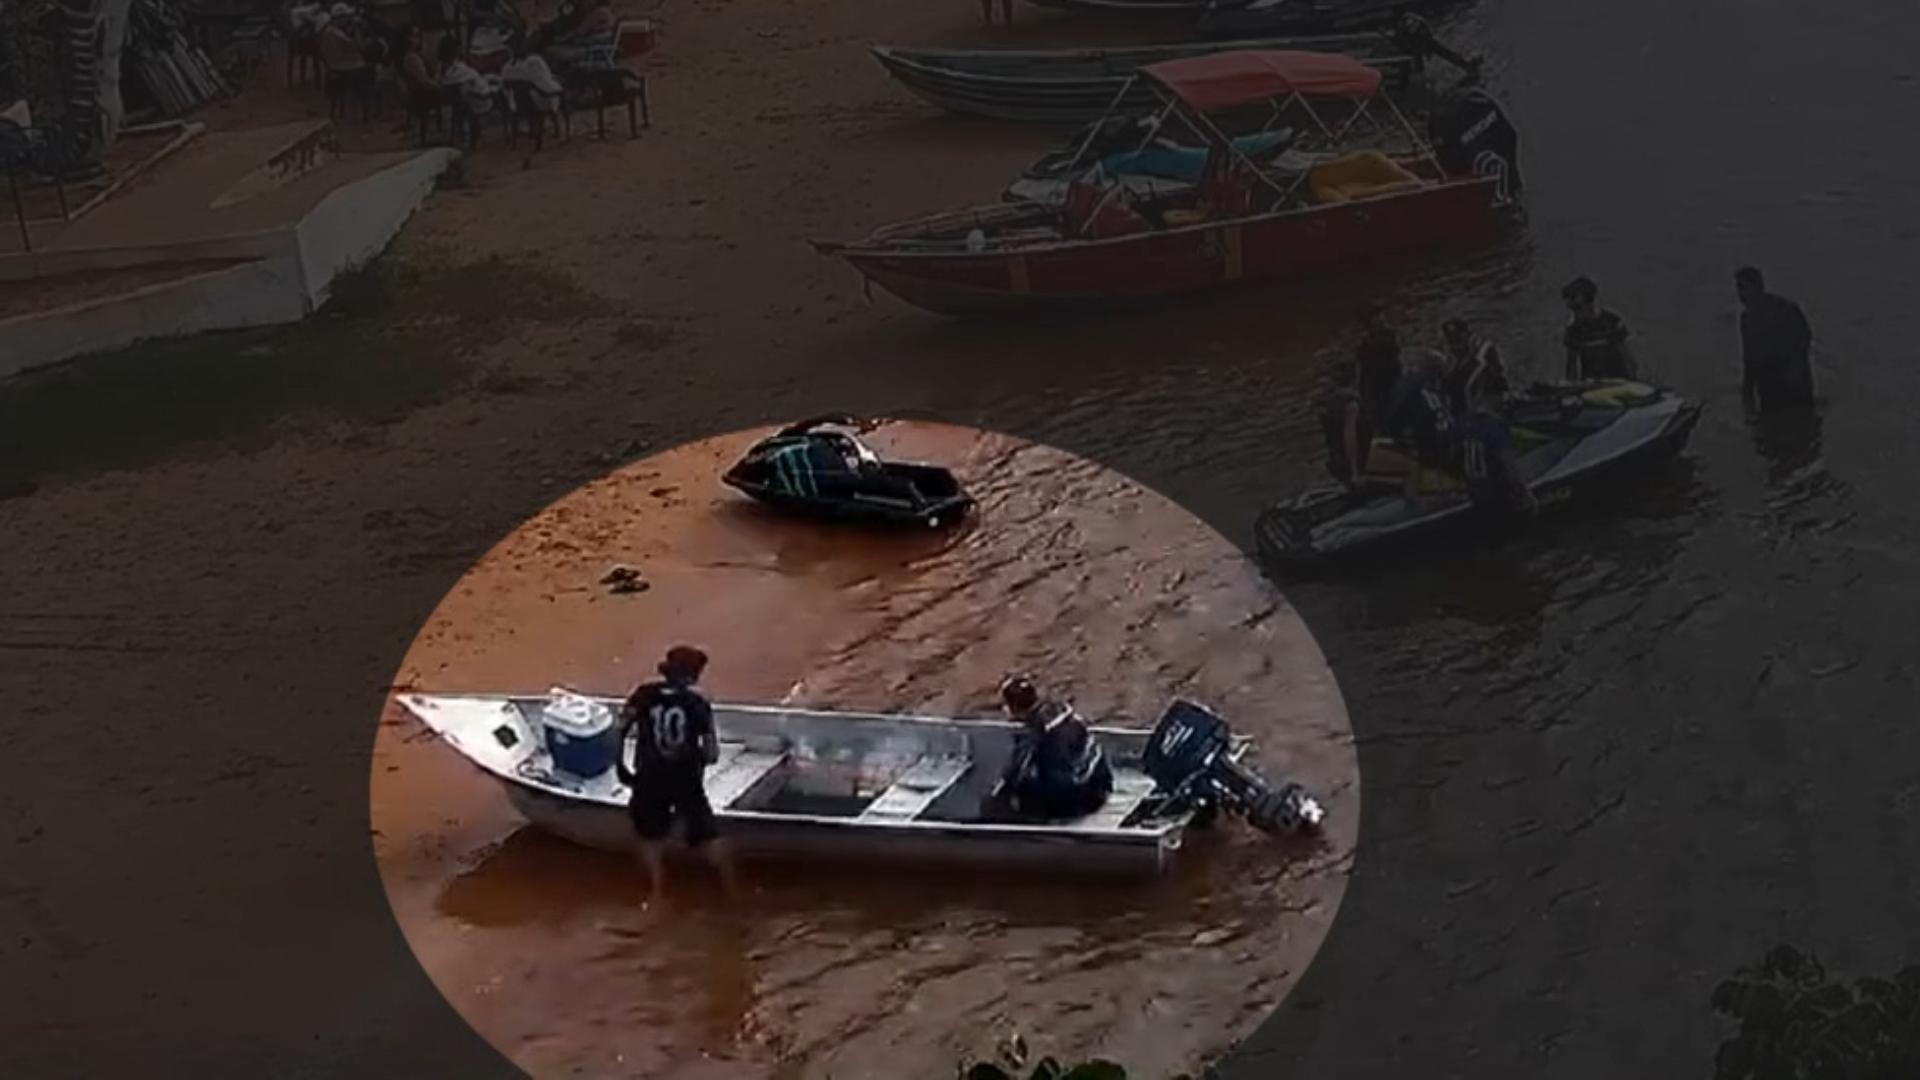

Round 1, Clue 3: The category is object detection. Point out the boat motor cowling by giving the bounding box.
[1142,700,1325,834]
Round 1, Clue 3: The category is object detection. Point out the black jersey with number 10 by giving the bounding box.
[622,681,715,775]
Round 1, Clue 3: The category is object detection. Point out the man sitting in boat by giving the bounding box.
[993,676,1114,821]
[617,645,739,901]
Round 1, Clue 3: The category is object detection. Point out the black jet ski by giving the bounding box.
[1255,380,1704,574]
[722,415,976,528]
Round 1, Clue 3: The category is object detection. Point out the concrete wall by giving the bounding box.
[293,148,458,310]
[0,229,289,284]
[0,148,458,378]
[0,258,308,379]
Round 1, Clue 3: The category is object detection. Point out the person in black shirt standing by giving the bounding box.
[617,645,739,902]
[1561,276,1638,382]
[1354,301,1405,430]
[1735,266,1816,412]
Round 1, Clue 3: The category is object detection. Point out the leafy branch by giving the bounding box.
[1711,945,1920,1079]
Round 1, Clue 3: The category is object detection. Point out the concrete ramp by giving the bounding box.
[0,121,458,378]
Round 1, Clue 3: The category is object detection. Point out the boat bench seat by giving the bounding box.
[1074,772,1159,831]
[859,755,971,823]
[705,745,789,809]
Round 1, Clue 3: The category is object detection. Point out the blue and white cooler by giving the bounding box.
[541,689,620,778]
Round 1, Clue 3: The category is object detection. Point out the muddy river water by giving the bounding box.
[9,0,1918,1076]
[372,425,1359,1078]
[374,1,1920,1076]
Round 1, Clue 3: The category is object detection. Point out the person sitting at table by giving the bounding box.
[437,34,501,126]
[501,33,566,122]
[544,0,618,69]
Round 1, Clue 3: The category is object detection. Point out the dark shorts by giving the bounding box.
[1014,763,1115,821]
[628,770,717,847]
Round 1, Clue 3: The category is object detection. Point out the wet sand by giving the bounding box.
[372,422,1357,1078]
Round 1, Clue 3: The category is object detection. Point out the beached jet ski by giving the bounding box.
[722,415,976,528]
[1255,380,1704,574]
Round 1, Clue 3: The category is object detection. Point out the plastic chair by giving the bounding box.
[573,66,648,139]
[503,81,566,152]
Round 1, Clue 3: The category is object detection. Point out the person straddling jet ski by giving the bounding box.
[1435,318,1536,515]
[1324,316,1534,515]
[990,676,1113,821]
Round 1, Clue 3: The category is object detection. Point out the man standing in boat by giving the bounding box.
[993,676,1113,820]
[617,645,740,902]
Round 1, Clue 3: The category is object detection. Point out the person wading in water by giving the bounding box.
[1735,266,1816,413]
[616,645,740,903]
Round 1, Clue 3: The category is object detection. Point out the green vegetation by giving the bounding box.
[0,252,596,494]
[956,1035,1197,1080]
[959,1057,1146,1080]
[1712,945,1920,1079]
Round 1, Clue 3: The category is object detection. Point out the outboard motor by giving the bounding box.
[1430,88,1523,208]
[1142,700,1325,834]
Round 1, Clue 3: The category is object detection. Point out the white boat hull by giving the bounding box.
[395,692,1229,877]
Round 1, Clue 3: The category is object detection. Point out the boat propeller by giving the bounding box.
[1142,700,1325,834]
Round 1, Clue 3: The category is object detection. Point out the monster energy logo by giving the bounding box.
[770,443,819,497]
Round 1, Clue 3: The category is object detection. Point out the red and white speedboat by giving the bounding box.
[812,49,1523,317]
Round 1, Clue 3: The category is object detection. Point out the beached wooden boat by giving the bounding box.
[396,690,1323,876]
[870,31,1410,125]
[1025,0,1210,11]
[1021,0,1457,28]
[1196,0,1470,39]
[814,50,1523,318]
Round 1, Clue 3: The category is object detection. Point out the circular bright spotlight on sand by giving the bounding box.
[371,420,1358,1080]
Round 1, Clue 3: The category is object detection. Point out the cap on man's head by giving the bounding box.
[999,675,1039,713]
[1561,275,1597,302]
[660,645,709,678]
[1735,266,1765,289]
